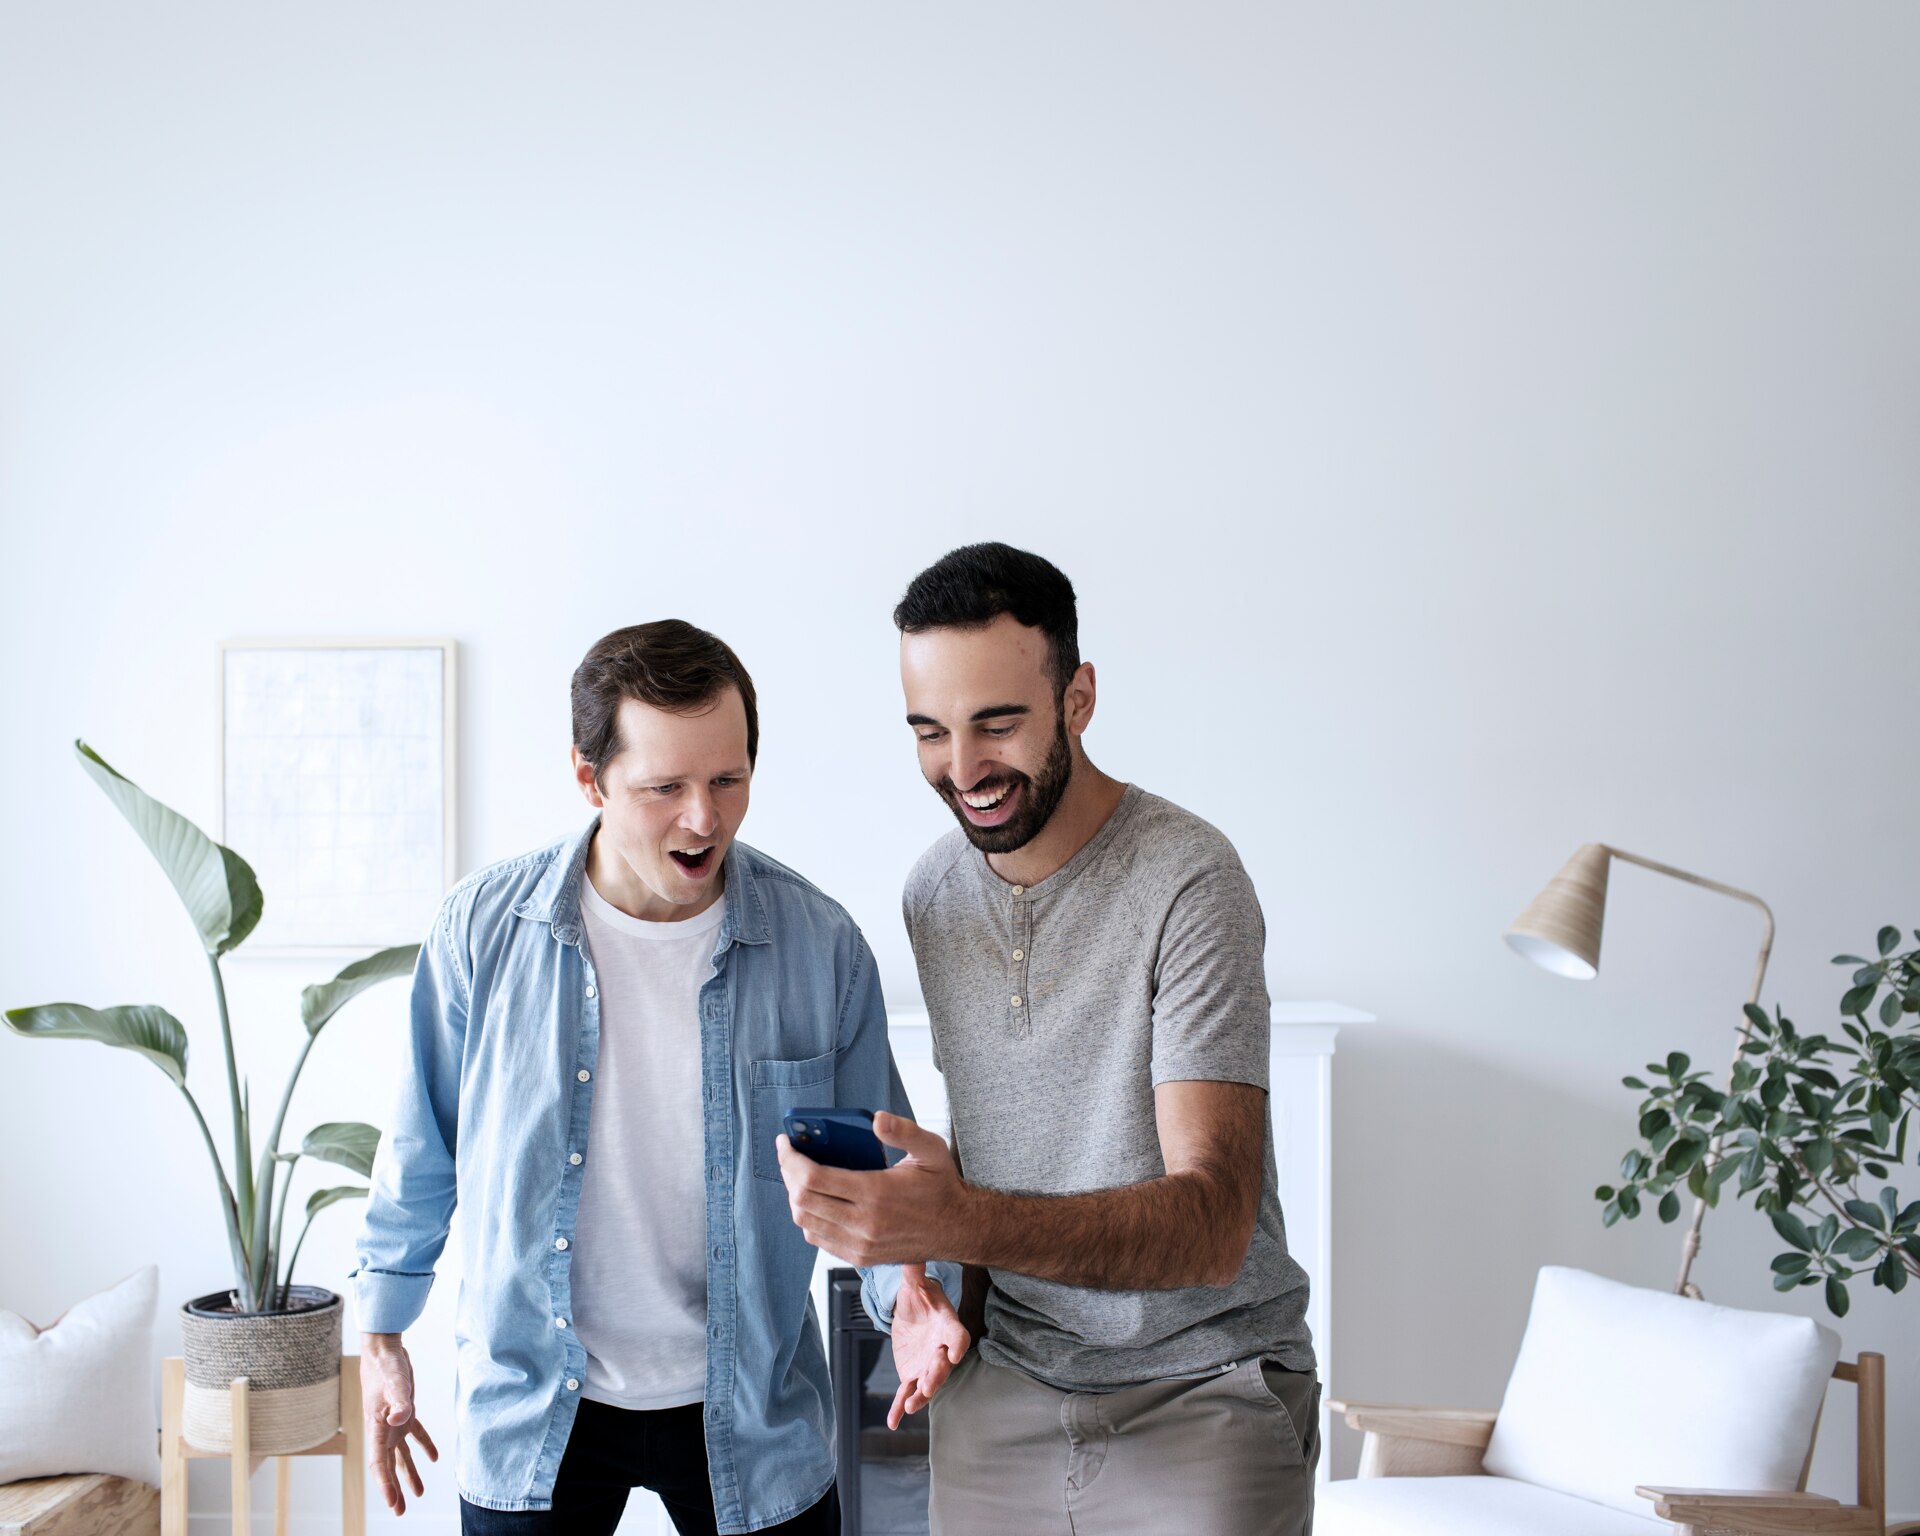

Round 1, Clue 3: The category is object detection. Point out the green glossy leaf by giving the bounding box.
[300,945,420,1036]
[1771,1210,1813,1250]
[1816,1213,1839,1252]
[1841,982,1878,1018]
[1594,1185,1615,1202]
[1657,1190,1680,1223]
[301,1121,380,1178]
[1884,1257,1909,1294]
[75,742,263,955]
[1666,1052,1691,1078]
[1882,991,1905,1029]
[1833,1228,1882,1262]
[1770,1252,1812,1275]
[1833,955,1869,967]
[1825,1275,1851,1317]
[304,1184,369,1220]
[1879,926,1901,957]
[1622,1076,1649,1091]
[4,1002,188,1085]
[1601,1200,1622,1228]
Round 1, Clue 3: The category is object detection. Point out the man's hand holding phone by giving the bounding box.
[776,1109,974,1423]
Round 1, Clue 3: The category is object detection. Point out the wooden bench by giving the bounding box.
[0,1475,158,1536]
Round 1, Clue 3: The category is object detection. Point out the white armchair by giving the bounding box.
[1320,1266,1905,1536]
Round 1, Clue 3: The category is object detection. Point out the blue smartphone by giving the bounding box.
[783,1107,888,1172]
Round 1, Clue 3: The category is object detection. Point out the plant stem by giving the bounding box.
[207,954,253,1255]
[281,1211,316,1302]
[269,1156,298,1309]
[250,1032,318,1298]
[177,1083,255,1309]
[249,1029,316,1297]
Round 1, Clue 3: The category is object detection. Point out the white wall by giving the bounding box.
[3,2,1916,1526]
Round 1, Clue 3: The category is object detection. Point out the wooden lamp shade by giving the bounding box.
[1504,842,1611,980]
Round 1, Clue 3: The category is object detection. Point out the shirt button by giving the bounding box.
[577,1069,591,1083]
[1011,885,1024,895]
[555,1237,569,1251]
[555,1317,568,1329]
[570,1153,583,1166]
[584,985,597,999]
[566,1378,580,1391]
[1012,948,1024,961]
[1011,995,1024,1008]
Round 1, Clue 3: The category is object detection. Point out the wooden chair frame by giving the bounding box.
[1332,1352,1917,1536]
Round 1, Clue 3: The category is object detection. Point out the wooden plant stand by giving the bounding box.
[160,1356,364,1536]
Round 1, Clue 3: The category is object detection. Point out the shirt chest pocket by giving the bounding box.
[749,1049,837,1182]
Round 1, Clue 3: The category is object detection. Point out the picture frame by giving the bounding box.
[218,638,458,954]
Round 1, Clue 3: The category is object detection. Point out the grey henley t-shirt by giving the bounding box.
[904,783,1316,1392]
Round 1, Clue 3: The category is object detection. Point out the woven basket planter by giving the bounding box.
[179,1287,343,1455]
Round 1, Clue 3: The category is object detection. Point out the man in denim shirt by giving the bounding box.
[352,621,964,1535]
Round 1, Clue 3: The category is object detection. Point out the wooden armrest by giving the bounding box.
[1328,1403,1498,1450]
[1328,1402,1498,1480]
[1636,1486,1882,1535]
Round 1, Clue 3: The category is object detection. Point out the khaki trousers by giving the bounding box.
[928,1353,1319,1536]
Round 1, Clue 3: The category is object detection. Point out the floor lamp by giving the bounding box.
[1505,842,1776,1298]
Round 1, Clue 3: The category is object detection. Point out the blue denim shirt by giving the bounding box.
[352,821,955,1529]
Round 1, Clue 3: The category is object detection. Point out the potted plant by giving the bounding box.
[5,741,418,1454]
[1597,926,1919,1316]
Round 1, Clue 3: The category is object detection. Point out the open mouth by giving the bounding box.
[669,844,716,876]
[955,780,1020,827]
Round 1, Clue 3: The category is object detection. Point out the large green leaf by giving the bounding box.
[302,1121,380,1178]
[4,1002,188,1086]
[75,741,263,955]
[305,1184,369,1219]
[300,946,420,1036]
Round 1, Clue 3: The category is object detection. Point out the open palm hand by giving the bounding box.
[887,1262,971,1429]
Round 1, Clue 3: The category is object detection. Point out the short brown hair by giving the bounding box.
[571,620,760,785]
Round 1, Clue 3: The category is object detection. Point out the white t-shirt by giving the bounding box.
[570,874,724,1410]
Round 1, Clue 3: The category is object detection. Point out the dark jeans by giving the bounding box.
[459,1398,841,1536]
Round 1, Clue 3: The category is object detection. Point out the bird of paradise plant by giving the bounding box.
[5,741,418,1312]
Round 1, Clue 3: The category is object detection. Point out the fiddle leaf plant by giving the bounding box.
[5,741,418,1312]
[1596,927,1920,1316]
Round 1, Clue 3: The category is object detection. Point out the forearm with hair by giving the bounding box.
[955,1146,1258,1291]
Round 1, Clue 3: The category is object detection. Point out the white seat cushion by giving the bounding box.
[1482,1266,1840,1517]
[1318,1474,1665,1536]
[0,1266,159,1485]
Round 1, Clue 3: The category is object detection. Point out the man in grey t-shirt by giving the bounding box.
[776,544,1318,1536]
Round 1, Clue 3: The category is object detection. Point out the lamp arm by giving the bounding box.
[1603,847,1776,1006]
[1602,847,1776,1297]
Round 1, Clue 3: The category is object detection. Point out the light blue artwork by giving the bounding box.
[222,643,454,950]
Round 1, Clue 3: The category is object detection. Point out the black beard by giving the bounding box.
[936,707,1074,855]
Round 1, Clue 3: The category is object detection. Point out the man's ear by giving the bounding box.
[1065,662,1097,738]
[571,746,606,808]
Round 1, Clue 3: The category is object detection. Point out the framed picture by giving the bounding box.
[219,639,458,952]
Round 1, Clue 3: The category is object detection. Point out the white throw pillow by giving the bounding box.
[1482,1266,1840,1517]
[0,1266,160,1485]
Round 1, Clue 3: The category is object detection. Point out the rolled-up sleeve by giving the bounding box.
[351,897,468,1333]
